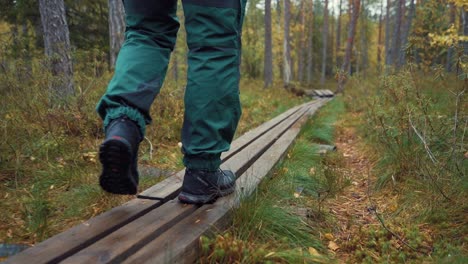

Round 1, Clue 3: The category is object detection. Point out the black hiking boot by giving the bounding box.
[99,116,142,195]
[178,168,236,204]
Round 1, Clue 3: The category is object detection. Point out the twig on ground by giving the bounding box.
[144,137,153,160]
[407,109,453,201]
[367,206,427,253]
[407,110,438,165]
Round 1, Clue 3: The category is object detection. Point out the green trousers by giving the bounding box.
[96,0,247,171]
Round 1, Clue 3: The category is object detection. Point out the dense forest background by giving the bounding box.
[1,0,466,93]
[0,0,467,262]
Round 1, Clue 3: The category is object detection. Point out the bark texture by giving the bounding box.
[398,0,415,67]
[283,0,292,88]
[392,0,404,68]
[385,0,392,66]
[39,0,74,98]
[336,0,343,67]
[337,0,360,93]
[306,0,314,83]
[264,0,273,88]
[320,0,329,86]
[108,0,126,69]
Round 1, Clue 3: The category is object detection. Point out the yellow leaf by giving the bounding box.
[328,241,340,251]
[308,247,321,257]
[265,252,275,258]
[324,233,334,240]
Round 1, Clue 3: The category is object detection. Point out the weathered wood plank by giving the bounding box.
[60,200,198,264]
[3,199,161,264]
[221,100,318,161]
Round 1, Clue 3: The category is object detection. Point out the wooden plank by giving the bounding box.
[321,90,333,97]
[123,108,311,264]
[221,100,319,161]
[3,199,161,264]
[60,200,198,264]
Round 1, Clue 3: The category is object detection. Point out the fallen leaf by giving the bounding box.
[265,252,275,258]
[308,247,321,257]
[328,241,339,251]
[309,167,316,175]
[324,233,334,240]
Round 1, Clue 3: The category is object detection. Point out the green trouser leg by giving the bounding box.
[96,0,179,135]
[96,0,246,171]
[181,0,247,171]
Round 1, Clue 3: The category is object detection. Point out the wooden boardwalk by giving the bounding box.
[5,98,332,264]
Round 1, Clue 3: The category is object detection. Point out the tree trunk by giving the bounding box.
[264,0,273,88]
[385,0,392,66]
[392,0,404,69]
[108,0,125,69]
[307,0,315,83]
[377,0,383,72]
[330,8,335,68]
[39,0,74,99]
[464,9,468,56]
[337,0,360,93]
[297,0,306,83]
[283,0,292,88]
[398,0,415,67]
[320,0,329,86]
[360,0,368,73]
[446,3,456,72]
[336,0,343,67]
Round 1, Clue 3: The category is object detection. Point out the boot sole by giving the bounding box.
[178,184,235,204]
[99,138,137,195]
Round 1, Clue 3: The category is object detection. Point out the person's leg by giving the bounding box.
[97,0,179,194]
[178,0,247,203]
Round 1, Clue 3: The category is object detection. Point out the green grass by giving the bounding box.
[199,98,345,263]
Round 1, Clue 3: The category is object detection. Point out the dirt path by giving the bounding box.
[324,118,393,262]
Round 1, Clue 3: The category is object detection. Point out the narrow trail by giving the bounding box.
[323,115,435,263]
[323,116,397,262]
